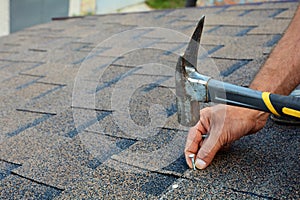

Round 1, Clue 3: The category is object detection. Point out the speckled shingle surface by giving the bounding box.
[0,1,299,199]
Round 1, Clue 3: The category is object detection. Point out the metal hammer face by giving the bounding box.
[175,16,209,127]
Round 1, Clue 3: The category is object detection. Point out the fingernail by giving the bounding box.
[195,158,206,169]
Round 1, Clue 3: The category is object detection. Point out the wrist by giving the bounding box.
[229,106,269,132]
[248,109,269,121]
[246,108,269,133]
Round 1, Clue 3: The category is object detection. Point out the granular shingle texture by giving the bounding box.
[0,1,299,199]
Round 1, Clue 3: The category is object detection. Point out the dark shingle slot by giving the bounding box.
[28,49,47,52]
[16,77,44,90]
[95,67,140,93]
[206,44,224,55]
[65,111,112,138]
[235,26,256,36]
[0,160,21,181]
[6,114,53,137]
[238,9,253,17]
[229,187,277,199]
[205,25,222,33]
[220,59,252,77]
[31,85,65,101]
[265,34,282,47]
[269,8,288,18]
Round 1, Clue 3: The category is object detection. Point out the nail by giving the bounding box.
[202,134,209,139]
[188,154,196,170]
[195,158,206,169]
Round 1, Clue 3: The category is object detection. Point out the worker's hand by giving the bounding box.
[185,105,269,169]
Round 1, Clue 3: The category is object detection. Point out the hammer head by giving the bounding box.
[175,16,209,127]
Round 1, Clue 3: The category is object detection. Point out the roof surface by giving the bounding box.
[0,1,299,199]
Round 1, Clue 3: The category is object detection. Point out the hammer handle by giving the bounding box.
[207,79,300,119]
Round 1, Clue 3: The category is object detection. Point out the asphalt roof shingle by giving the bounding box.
[0,1,299,199]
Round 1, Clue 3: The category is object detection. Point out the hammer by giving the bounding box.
[176,16,300,127]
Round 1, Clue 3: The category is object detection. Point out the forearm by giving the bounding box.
[250,6,300,95]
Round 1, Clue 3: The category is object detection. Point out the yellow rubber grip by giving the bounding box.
[262,92,280,116]
[282,107,300,118]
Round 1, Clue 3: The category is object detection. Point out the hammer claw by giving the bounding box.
[183,15,205,69]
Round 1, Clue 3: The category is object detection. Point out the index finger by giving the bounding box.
[184,121,208,168]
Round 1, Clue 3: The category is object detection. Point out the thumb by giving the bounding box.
[195,133,221,170]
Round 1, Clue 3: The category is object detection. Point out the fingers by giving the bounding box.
[184,106,223,170]
[191,105,227,169]
[194,109,224,170]
[184,124,203,168]
[195,133,221,169]
[184,117,209,169]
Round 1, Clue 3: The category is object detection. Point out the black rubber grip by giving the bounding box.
[269,94,300,118]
